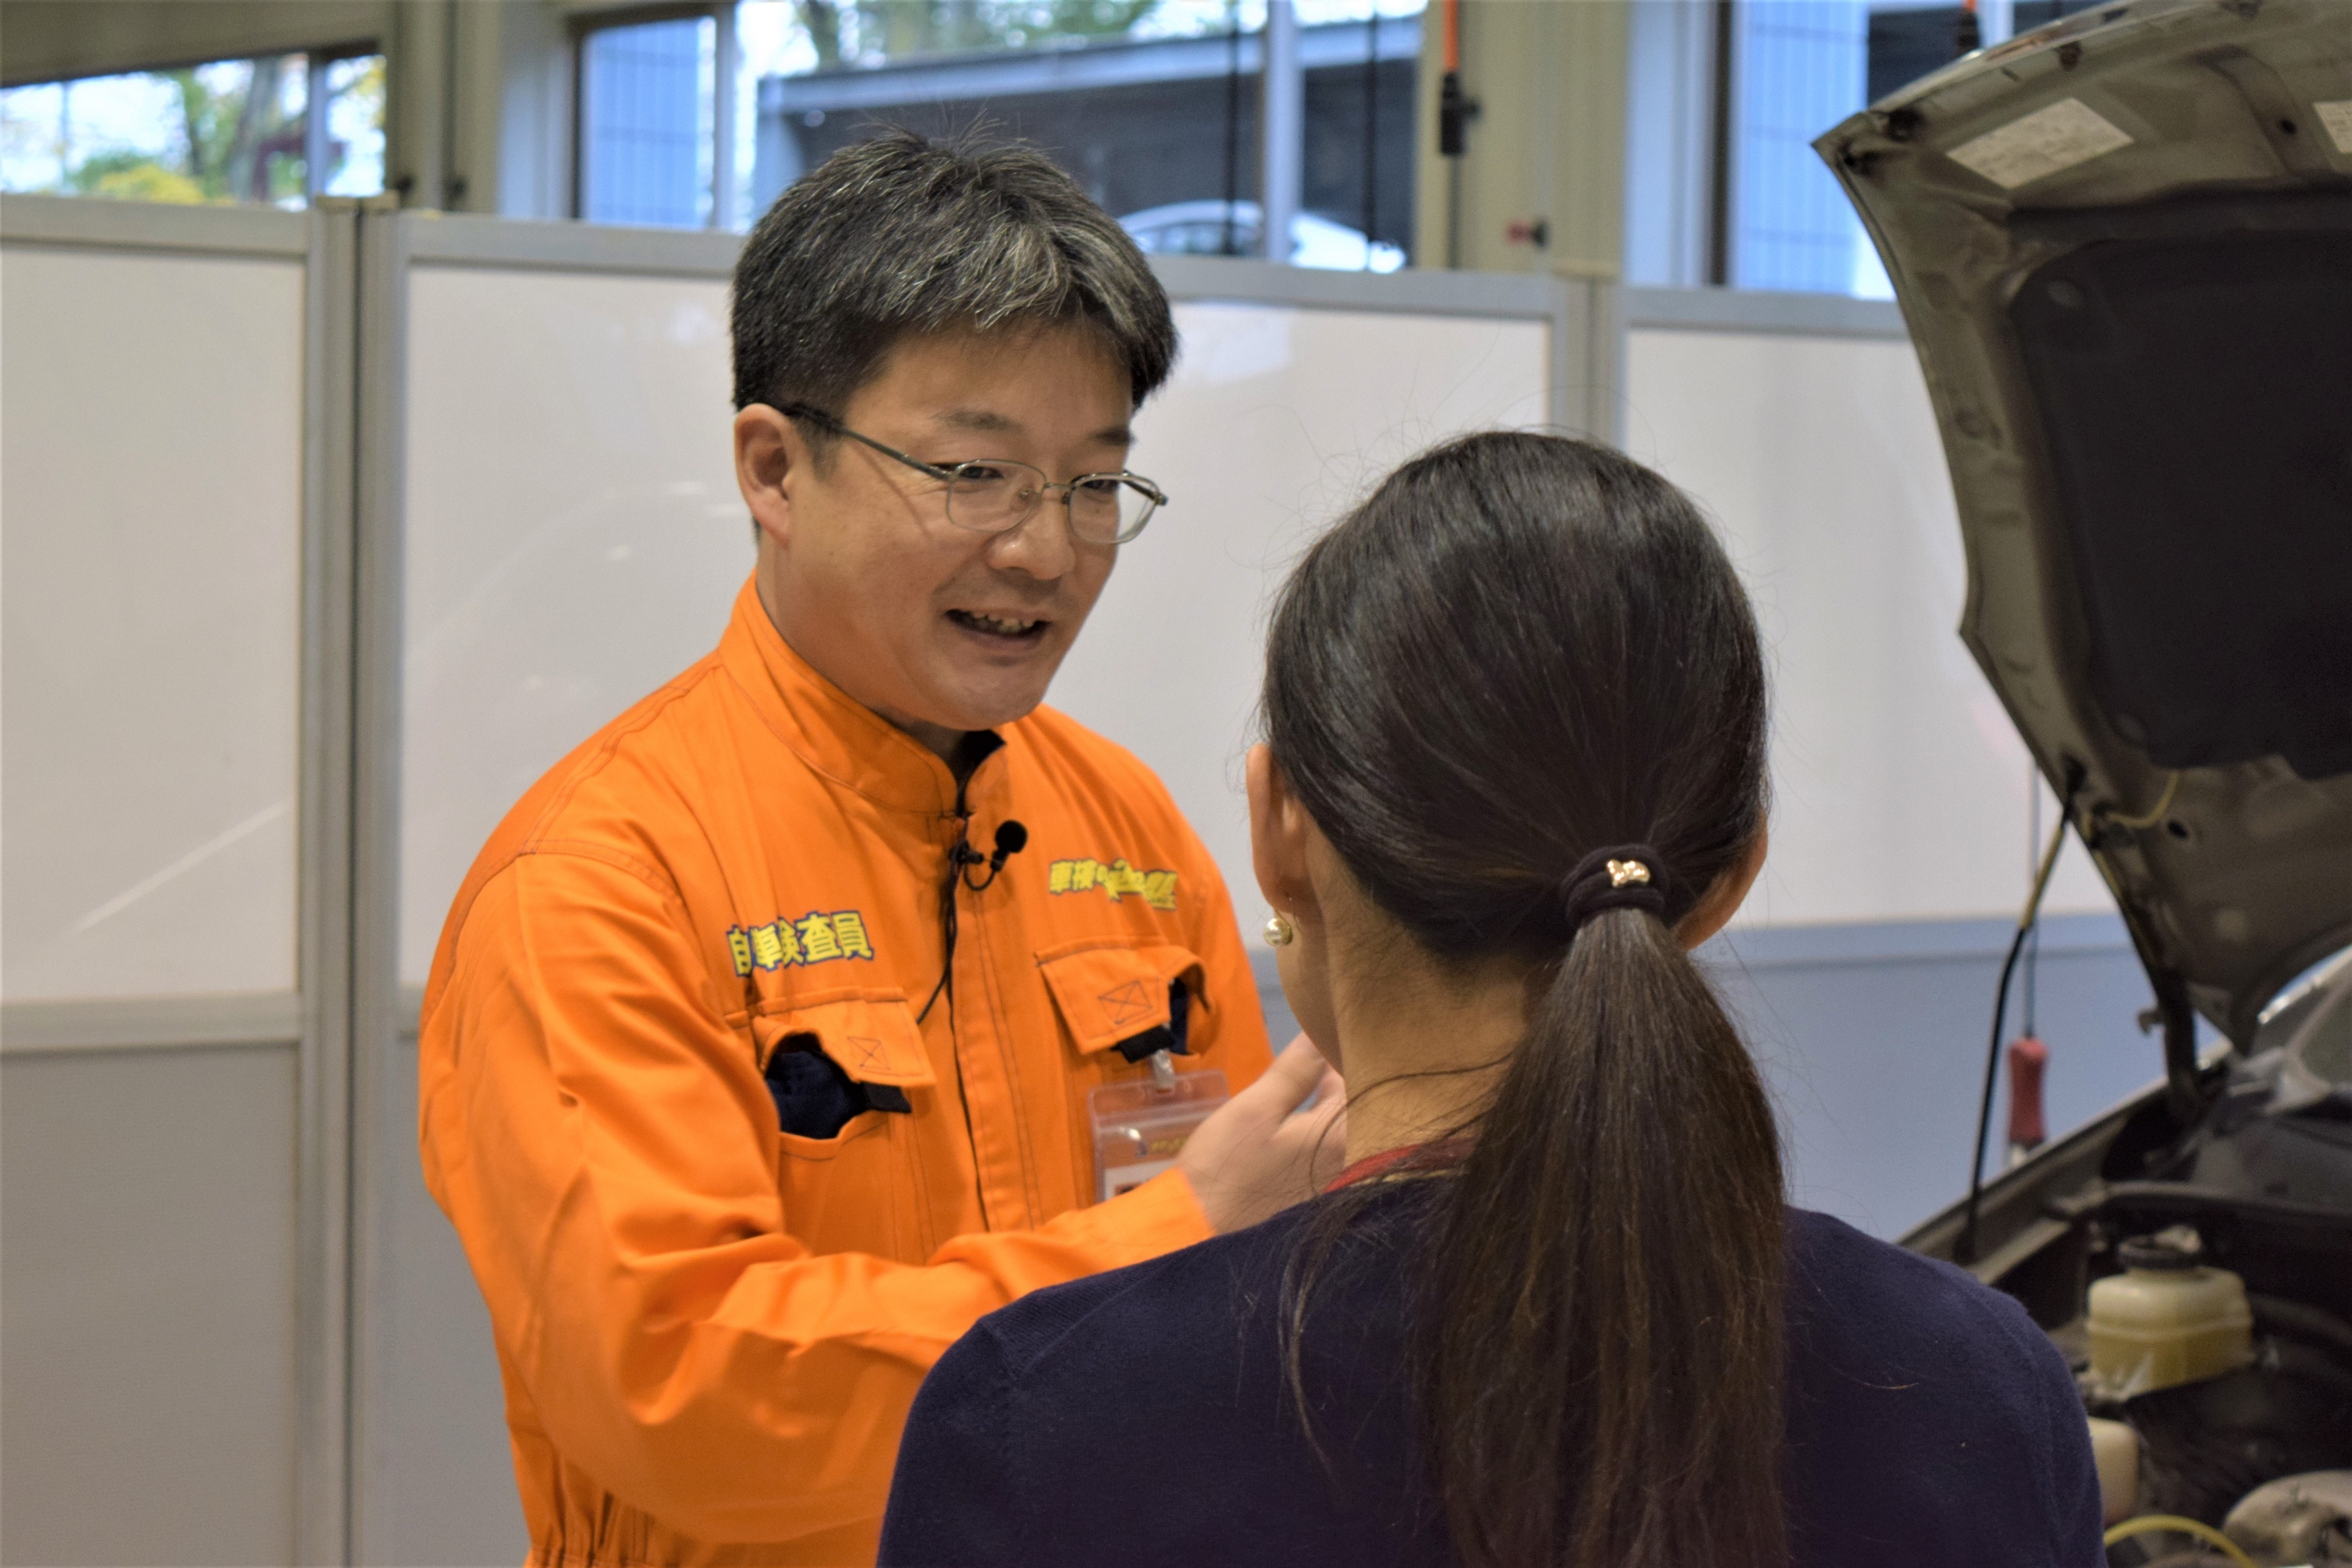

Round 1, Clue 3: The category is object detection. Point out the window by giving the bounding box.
[1625,0,2106,296]
[0,51,385,207]
[578,12,723,227]
[573,2,1418,268]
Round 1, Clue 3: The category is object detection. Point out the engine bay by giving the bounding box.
[1912,958,2352,1565]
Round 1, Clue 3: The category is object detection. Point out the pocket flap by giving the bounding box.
[750,992,936,1089]
[1036,941,1206,1057]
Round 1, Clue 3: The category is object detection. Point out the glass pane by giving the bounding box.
[736,0,1419,267]
[320,54,388,197]
[1,56,312,206]
[581,16,720,227]
[1733,1,1874,295]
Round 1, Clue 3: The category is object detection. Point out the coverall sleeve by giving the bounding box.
[417,849,1215,1546]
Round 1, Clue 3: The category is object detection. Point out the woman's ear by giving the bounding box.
[735,404,797,547]
[1246,743,1318,926]
[1676,820,1769,951]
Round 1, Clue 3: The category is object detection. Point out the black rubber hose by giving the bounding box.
[1960,920,2034,1266]
[1959,813,2068,1266]
[2251,1293,2352,1360]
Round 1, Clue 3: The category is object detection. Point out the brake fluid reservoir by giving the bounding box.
[2086,1228,2254,1401]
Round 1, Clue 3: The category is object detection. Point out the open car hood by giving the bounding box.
[1817,0,2352,1054]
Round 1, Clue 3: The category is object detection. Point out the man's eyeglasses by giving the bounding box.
[777,403,1166,546]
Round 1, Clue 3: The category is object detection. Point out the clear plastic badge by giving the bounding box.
[1087,1066,1228,1203]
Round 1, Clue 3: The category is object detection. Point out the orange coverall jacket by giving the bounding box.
[418,580,1273,1566]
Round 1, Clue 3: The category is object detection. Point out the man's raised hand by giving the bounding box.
[1176,1035,1348,1233]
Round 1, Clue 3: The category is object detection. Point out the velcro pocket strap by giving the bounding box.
[749,991,937,1090]
[1035,940,1207,1058]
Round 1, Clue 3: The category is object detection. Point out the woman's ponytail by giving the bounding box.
[1422,904,1785,1568]
[1264,431,1785,1568]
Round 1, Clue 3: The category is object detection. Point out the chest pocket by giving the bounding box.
[752,992,936,1139]
[1036,939,1207,1066]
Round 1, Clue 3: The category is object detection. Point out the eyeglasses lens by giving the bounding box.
[947,465,1157,544]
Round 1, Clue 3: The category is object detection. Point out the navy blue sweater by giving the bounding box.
[880,1188,2104,1567]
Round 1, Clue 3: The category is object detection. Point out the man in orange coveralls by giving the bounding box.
[418,130,1341,1567]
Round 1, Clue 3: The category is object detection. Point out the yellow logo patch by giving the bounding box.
[727,910,875,977]
[1047,857,1177,912]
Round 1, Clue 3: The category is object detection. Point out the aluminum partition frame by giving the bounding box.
[349,197,421,1568]
[303,198,363,1568]
[1620,283,1906,340]
[0,193,361,1568]
[344,210,1600,1554]
[373,215,1605,446]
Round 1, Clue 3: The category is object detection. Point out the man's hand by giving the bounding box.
[1177,1035,1348,1233]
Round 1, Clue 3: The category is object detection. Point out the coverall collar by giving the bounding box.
[719,578,999,818]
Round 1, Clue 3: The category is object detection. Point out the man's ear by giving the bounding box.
[734,404,797,547]
[1246,743,1320,926]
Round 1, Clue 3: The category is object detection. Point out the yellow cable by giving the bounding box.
[2104,771,2183,831]
[2101,1513,2258,1568]
[2018,812,2067,932]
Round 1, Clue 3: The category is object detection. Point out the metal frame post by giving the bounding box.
[298,196,363,1568]
[346,196,414,1566]
[1259,0,1303,263]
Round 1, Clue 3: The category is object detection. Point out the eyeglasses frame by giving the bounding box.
[775,402,1168,545]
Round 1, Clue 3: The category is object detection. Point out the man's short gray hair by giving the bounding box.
[730,129,1177,421]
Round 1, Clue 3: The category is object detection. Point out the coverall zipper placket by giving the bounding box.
[936,746,1035,1232]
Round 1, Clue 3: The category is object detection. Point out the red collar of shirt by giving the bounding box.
[1323,1137,1472,1194]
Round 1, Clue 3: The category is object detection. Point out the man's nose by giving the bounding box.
[986,497,1082,580]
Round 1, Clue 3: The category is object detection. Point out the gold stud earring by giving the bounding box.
[1264,912,1297,947]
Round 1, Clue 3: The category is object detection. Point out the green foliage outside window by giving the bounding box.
[0,51,383,208]
[118,58,306,204]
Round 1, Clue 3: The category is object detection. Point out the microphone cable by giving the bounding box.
[915,818,1027,1026]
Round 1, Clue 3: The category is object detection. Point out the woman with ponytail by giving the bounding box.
[880,433,2104,1568]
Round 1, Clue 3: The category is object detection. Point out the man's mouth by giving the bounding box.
[947,609,1049,640]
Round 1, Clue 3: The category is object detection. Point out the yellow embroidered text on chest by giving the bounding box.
[1047,857,1178,911]
[726,910,875,976]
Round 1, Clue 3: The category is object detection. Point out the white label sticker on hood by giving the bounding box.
[1948,98,2134,189]
[2316,99,2352,154]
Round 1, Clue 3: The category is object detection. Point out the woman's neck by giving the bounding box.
[1330,955,1527,1167]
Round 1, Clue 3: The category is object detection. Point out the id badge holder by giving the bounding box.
[1088,1054,1228,1203]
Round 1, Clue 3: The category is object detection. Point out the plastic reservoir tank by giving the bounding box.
[2085,1228,2255,1402]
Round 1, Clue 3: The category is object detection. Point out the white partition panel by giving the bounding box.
[1,244,304,1001]
[1622,323,2113,926]
[399,266,746,985]
[393,241,1565,983]
[1053,301,1551,932]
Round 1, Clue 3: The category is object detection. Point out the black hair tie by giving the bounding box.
[1558,843,1671,936]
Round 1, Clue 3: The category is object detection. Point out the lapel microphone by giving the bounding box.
[987,820,1028,876]
[956,820,1028,890]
